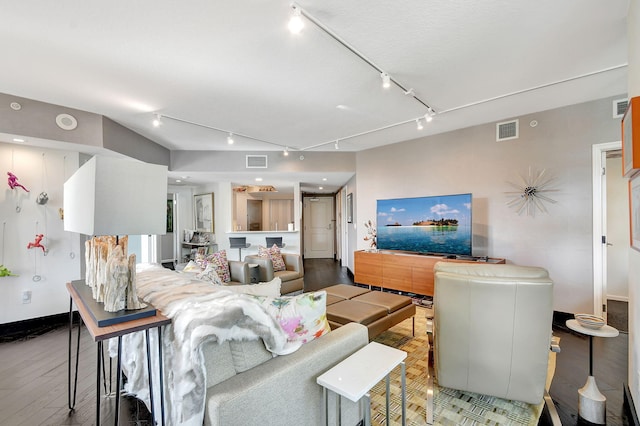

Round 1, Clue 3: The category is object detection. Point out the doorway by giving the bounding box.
[247,199,262,231]
[592,142,629,328]
[303,196,335,258]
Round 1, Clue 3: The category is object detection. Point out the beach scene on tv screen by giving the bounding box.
[377,193,472,256]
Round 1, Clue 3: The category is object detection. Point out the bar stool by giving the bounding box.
[229,237,251,260]
[265,237,286,248]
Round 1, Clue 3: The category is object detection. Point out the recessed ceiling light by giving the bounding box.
[10,102,21,111]
[322,178,327,181]
[175,179,182,183]
[13,138,25,143]
[336,105,347,110]
[255,177,263,182]
[319,186,324,190]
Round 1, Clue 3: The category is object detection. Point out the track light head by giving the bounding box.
[284,147,289,156]
[288,6,304,34]
[416,119,423,130]
[425,107,435,123]
[334,140,340,150]
[380,72,391,89]
[227,133,235,145]
[152,113,162,127]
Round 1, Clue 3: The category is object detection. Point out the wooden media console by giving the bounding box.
[354,250,505,297]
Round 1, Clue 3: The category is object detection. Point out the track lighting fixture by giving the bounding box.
[152,113,162,127]
[227,133,235,145]
[381,72,391,89]
[288,6,304,34]
[334,140,340,150]
[425,107,435,123]
[416,119,424,130]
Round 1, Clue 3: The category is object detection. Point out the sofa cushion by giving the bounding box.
[258,244,286,271]
[251,291,331,344]
[223,277,281,297]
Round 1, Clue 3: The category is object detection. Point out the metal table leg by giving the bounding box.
[67,296,82,411]
[96,341,102,426]
[158,326,165,426]
[145,329,156,426]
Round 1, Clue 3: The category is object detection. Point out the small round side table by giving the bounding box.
[565,319,619,425]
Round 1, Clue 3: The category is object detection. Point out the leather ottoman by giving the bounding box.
[324,284,416,340]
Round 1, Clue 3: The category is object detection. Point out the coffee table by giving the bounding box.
[566,319,619,424]
[317,341,407,426]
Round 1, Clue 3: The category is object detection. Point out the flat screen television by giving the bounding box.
[376,193,472,256]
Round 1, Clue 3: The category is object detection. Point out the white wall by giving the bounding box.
[355,97,621,314]
[627,0,640,417]
[0,143,82,323]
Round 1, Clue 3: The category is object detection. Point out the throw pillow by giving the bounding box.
[258,244,286,272]
[181,260,201,272]
[208,250,231,283]
[197,264,224,286]
[252,290,331,344]
[223,277,281,297]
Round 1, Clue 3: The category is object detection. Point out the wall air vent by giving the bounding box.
[613,98,628,118]
[496,119,519,141]
[246,155,268,168]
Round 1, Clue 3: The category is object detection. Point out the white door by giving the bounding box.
[303,197,334,258]
[592,142,629,320]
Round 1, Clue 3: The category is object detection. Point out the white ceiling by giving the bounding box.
[0,0,629,190]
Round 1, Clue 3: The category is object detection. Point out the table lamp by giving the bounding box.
[64,155,167,312]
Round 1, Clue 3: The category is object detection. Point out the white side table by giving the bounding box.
[317,342,407,426]
[566,319,619,424]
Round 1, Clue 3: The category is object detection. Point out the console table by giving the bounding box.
[67,281,171,426]
[354,250,505,296]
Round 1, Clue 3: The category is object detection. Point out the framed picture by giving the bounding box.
[630,174,640,252]
[622,96,640,177]
[346,193,353,223]
[166,200,174,233]
[194,193,214,232]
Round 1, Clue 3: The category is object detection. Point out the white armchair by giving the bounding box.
[427,262,561,425]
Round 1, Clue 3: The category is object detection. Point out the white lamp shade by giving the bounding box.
[64,156,168,236]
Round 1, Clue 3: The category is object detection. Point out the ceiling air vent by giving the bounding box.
[613,98,628,118]
[246,155,268,169]
[496,119,519,141]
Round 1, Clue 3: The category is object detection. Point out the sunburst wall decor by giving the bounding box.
[506,167,557,216]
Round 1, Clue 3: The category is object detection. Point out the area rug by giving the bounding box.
[370,306,543,425]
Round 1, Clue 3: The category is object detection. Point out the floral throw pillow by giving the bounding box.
[251,291,331,344]
[197,264,224,286]
[207,250,231,283]
[258,244,287,272]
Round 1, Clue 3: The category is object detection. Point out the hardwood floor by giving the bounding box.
[0,259,631,425]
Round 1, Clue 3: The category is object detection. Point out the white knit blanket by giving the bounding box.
[110,264,300,426]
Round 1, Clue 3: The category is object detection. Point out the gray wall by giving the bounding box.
[355,96,622,314]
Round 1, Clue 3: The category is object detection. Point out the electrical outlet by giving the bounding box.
[22,290,32,304]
